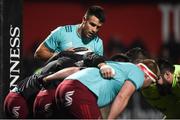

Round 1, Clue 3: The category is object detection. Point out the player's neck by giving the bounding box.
[77,24,82,38]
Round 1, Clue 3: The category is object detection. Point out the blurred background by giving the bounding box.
[22,0,180,119]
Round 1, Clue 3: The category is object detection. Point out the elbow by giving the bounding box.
[73,67,81,73]
[34,50,40,60]
[34,50,46,61]
[34,43,47,61]
[34,51,38,59]
[70,67,80,74]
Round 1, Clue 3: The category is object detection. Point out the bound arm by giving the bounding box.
[83,52,115,78]
[43,67,80,82]
[108,80,136,119]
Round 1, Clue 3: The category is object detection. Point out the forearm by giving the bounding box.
[43,67,80,82]
[108,81,136,119]
[34,43,54,61]
[35,50,54,61]
[98,62,106,68]
[108,95,129,119]
[45,53,59,65]
[83,53,116,78]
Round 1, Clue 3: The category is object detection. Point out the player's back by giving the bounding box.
[65,61,144,107]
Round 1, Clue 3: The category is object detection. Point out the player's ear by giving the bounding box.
[82,16,87,23]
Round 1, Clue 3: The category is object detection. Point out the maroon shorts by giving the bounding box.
[33,88,56,118]
[3,92,29,118]
[55,80,102,119]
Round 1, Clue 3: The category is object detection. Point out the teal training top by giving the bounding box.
[65,61,144,107]
[141,65,180,118]
[44,24,103,56]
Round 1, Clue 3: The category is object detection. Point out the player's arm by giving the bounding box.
[108,80,136,119]
[34,42,54,61]
[43,67,80,82]
[83,52,115,78]
[45,50,76,65]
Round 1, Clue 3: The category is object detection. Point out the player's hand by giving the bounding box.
[98,63,115,79]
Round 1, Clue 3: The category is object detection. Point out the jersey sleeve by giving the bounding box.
[95,38,104,56]
[127,66,144,90]
[43,27,62,52]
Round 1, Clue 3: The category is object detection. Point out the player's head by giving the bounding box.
[126,47,149,63]
[84,5,105,23]
[156,59,175,85]
[81,5,105,40]
[110,53,130,62]
[137,59,160,88]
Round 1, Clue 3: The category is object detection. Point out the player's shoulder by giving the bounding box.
[92,36,103,43]
[174,64,180,75]
[107,61,137,70]
[174,65,180,70]
[61,24,77,32]
[117,62,136,67]
[51,24,76,33]
[122,62,142,73]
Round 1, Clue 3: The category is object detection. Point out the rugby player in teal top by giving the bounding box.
[53,59,160,119]
[34,5,105,61]
[141,59,180,119]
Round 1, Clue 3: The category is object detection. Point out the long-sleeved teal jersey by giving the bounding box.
[44,24,103,56]
[65,61,145,107]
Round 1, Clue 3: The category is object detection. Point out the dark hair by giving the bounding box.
[125,47,149,63]
[85,5,106,23]
[110,53,130,62]
[156,58,175,73]
[156,60,173,95]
